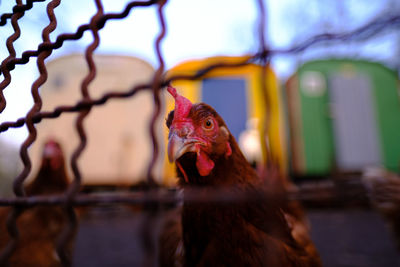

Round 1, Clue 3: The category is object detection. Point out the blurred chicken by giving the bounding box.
[0,139,77,266]
[25,139,69,196]
[363,167,400,250]
[159,86,321,267]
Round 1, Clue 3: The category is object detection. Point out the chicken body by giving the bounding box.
[0,140,76,267]
[160,86,321,267]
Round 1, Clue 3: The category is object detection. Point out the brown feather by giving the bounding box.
[0,140,79,266]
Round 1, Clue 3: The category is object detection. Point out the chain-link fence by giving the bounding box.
[0,0,399,266]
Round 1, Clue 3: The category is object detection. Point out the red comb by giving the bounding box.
[167,85,192,120]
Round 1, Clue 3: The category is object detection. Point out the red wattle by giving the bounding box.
[196,150,215,176]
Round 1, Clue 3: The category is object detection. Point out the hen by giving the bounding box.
[159,86,321,267]
[0,139,76,266]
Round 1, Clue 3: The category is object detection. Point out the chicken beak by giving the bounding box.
[167,132,197,163]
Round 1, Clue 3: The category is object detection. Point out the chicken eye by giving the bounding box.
[202,118,214,130]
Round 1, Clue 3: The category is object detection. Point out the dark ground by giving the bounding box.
[308,209,400,267]
[72,205,400,267]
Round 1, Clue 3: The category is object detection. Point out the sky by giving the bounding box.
[0,0,399,145]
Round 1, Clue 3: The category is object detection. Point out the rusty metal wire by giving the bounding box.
[0,0,398,265]
[67,0,104,198]
[0,0,46,27]
[55,206,78,267]
[54,0,105,264]
[15,0,61,197]
[0,0,24,113]
[255,0,274,166]
[0,0,62,264]
[0,0,159,113]
[0,0,158,74]
[147,0,167,186]
[271,14,400,55]
[1,13,399,134]
[0,184,367,207]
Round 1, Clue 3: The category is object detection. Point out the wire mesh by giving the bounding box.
[0,0,399,266]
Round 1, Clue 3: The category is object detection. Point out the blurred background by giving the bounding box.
[0,0,399,266]
[0,0,399,185]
